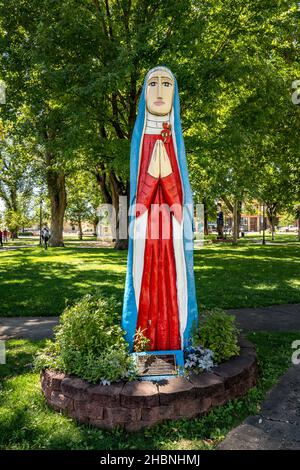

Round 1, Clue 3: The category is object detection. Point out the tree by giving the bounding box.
[65,172,101,240]
[185,0,300,243]
[4,208,31,238]
[0,138,35,237]
[2,0,213,248]
[1,0,300,250]
[0,1,69,245]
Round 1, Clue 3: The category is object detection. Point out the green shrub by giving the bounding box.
[18,231,34,236]
[193,308,240,363]
[34,340,64,372]
[34,294,136,384]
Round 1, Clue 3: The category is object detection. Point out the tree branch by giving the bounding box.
[92,0,109,38]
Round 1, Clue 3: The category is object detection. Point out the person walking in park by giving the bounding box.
[41,226,50,250]
[0,230,3,247]
[3,229,8,242]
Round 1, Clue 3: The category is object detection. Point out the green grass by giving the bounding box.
[0,332,298,450]
[2,235,98,247]
[233,232,300,245]
[2,238,38,246]
[204,232,300,245]
[0,243,299,316]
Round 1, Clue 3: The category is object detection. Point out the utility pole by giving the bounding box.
[233,199,238,243]
[0,81,6,141]
[262,203,266,245]
[39,199,43,246]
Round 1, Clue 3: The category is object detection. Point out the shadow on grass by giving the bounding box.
[0,248,126,317]
[194,244,300,309]
[0,245,299,317]
[0,339,46,379]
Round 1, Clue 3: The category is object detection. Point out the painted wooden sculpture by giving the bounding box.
[122,66,198,357]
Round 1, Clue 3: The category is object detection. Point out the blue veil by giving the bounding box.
[122,66,198,351]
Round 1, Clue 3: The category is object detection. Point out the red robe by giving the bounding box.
[135,133,183,350]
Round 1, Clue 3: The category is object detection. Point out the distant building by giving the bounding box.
[226,214,269,232]
[63,221,95,234]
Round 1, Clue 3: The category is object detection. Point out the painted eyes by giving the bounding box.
[148,81,173,87]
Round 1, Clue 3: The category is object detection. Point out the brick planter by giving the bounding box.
[40,337,259,432]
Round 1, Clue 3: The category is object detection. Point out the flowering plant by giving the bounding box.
[34,294,138,384]
[133,327,151,352]
[184,345,214,375]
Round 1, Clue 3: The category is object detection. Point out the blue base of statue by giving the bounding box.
[133,349,184,382]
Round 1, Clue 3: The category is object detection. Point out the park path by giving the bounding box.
[0,303,299,341]
[221,303,300,450]
[0,244,37,251]
[227,303,300,331]
[0,317,59,340]
[218,363,300,450]
[0,243,113,251]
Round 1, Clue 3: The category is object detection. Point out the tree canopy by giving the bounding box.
[0,0,299,243]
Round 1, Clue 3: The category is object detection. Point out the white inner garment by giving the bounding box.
[145,111,170,134]
[132,108,188,346]
[133,210,148,308]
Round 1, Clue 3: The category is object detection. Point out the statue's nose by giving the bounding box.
[157,79,162,98]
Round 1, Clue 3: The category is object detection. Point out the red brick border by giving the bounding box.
[40,337,259,431]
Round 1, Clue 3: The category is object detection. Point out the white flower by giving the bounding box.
[184,347,215,373]
[100,378,111,386]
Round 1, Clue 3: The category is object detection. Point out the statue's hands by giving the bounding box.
[147,143,160,178]
[147,140,172,178]
[160,142,172,178]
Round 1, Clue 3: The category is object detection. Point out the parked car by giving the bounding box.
[286,225,298,232]
[278,225,298,232]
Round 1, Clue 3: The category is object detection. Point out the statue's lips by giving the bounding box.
[154,101,165,106]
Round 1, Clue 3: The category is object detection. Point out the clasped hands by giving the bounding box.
[147,140,172,179]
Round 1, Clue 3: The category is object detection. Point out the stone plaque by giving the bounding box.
[136,354,177,377]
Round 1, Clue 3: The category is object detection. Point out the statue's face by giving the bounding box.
[146,69,174,116]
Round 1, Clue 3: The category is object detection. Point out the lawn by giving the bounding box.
[0,332,298,450]
[236,233,300,245]
[0,243,300,317]
[2,235,98,247]
[203,232,300,245]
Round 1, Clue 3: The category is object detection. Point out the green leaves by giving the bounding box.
[1,0,299,237]
[196,308,241,363]
[34,293,136,384]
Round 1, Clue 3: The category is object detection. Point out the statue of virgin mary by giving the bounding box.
[122,66,198,352]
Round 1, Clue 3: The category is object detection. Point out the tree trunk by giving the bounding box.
[222,196,242,241]
[94,165,129,249]
[95,164,112,204]
[78,219,83,240]
[266,203,277,242]
[202,198,209,236]
[204,209,209,236]
[110,171,128,250]
[237,201,242,236]
[233,199,239,244]
[46,153,67,247]
[296,206,300,242]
